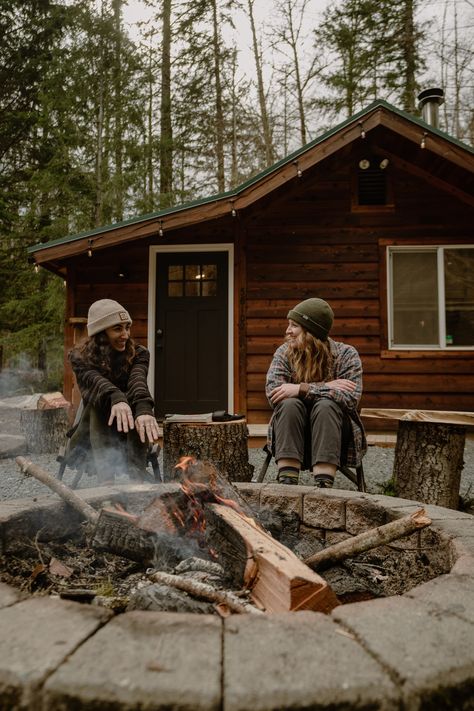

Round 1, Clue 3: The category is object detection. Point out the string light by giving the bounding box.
[230,200,237,217]
[420,132,427,149]
[34,263,39,273]
[159,221,164,237]
[293,161,302,178]
[358,121,366,139]
[87,239,93,258]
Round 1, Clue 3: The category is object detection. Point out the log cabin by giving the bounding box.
[29,95,474,435]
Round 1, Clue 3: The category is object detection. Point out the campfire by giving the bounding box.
[5,455,448,618]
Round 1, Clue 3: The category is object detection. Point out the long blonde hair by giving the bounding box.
[287,330,333,384]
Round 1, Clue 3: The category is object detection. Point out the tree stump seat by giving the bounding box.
[361,408,474,509]
[162,418,254,483]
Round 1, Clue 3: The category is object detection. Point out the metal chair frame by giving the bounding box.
[255,444,366,492]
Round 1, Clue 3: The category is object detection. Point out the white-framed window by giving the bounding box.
[387,245,474,350]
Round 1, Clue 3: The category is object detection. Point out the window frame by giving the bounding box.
[387,244,474,351]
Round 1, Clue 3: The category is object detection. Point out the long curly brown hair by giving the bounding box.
[72,332,136,380]
[287,329,333,384]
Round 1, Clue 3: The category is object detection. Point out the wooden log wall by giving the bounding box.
[244,147,474,425]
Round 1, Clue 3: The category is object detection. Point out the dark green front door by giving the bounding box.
[154,251,229,418]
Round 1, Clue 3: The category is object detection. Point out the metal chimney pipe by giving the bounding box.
[417,88,444,129]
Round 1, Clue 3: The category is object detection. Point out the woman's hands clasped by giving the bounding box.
[109,403,160,443]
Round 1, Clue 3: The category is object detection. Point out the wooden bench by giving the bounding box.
[361,408,474,509]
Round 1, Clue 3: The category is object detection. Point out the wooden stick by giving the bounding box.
[147,569,263,615]
[304,508,431,571]
[16,456,99,525]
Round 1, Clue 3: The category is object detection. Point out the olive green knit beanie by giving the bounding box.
[87,299,132,337]
[287,298,334,341]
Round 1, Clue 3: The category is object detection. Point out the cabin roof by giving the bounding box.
[29,98,474,267]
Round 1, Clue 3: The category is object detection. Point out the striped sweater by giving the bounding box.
[69,345,154,418]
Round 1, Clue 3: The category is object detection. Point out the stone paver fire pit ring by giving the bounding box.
[0,482,473,710]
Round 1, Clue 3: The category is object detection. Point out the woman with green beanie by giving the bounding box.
[266,298,366,488]
[67,299,160,485]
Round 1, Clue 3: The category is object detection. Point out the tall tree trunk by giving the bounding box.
[94,3,106,227]
[112,0,123,221]
[229,47,238,187]
[247,0,274,165]
[146,39,154,209]
[211,0,225,192]
[401,0,416,112]
[159,0,173,207]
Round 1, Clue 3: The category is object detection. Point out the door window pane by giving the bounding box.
[168,282,183,297]
[168,265,183,280]
[392,251,438,345]
[445,249,474,346]
[166,261,218,298]
[185,281,200,297]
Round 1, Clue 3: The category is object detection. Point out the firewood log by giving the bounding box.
[204,503,339,614]
[304,508,431,571]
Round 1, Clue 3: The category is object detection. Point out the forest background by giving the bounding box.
[0,0,472,394]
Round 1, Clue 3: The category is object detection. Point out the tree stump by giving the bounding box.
[162,420,254,482]
[20,408,69,454]
[393,420,466,509]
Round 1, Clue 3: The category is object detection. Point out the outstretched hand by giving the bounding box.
[135,414,160,444]
[108,402,134,433]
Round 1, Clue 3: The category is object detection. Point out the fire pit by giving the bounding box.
[0,481,473,709]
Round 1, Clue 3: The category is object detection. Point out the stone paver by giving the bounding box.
[223,612,400,711]
[0,582,26,608]
[333,595,474,709]
[0,596,111,710]
[302,490,346,529]
[405,572,474,624]
[345,496,387,534]
[260,483,304,518]
[43,611,222,711]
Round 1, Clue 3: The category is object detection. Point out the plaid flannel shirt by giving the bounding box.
[265,338,367,467]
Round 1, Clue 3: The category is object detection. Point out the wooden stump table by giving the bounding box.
[362,408,474,509]
[162,419,254,483]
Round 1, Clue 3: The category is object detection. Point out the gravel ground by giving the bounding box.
[0,404,473,507]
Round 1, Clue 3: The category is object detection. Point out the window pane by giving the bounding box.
[202,264,217,279]
[185,264,201,280]
[445,249,474,346]
[168,265,183,280]
[168,282,183,297]
[185,281,200,297]
[392,252,438,345]
[201,280,217,297]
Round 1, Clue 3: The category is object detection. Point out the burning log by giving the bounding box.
[16,457,99,525]
[304,508,432,571]
[146,570,263,615]
[204,503,339,614]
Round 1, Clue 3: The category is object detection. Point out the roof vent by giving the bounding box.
[417,88,444,129]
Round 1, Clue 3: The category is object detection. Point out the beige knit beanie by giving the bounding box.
[287,298,334,341]
[87,299,132,337]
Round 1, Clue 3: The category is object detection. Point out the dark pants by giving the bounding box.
[68,403,148,484]
[272,398,351,470]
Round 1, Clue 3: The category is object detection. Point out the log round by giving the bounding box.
[20,408,69,454]
[162,420,254,482]
[393,420,466,509]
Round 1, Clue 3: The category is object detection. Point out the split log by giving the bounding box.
[15,457,99,525]
[147,570,263,615]
[393,420,465,509]
[204,503,339,613]
[20,407,70,454]
[92,508,157,565]
[162,420,254,482]
[304,508,431,571]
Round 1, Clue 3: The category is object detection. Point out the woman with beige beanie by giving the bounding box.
[67,299,159,484]
[266,298,366,488]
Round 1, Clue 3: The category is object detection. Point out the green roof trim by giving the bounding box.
[29,98,473,256]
